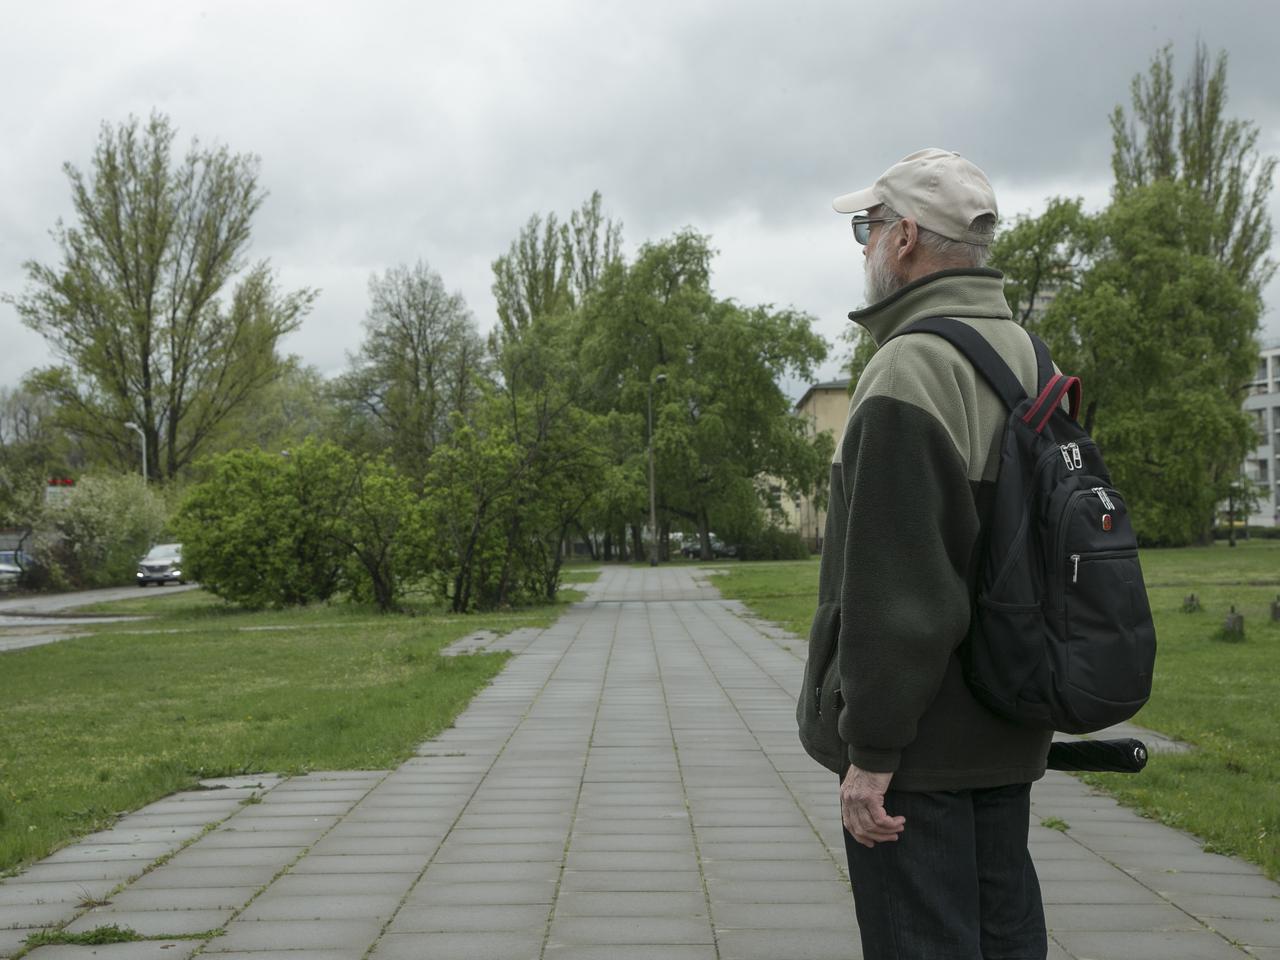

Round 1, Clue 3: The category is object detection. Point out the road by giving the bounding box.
[0,582,197,652]
[0,582,198,615]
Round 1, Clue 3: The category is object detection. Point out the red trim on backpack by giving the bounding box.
[1035,377,1081,433]
[1065,378,1082,421]
[1022,374,1063,427]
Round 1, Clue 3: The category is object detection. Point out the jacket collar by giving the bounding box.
[849,267,1012,346]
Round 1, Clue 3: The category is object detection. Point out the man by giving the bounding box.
[796,149,1052,959]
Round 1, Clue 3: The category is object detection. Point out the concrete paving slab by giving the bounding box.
[405,880,557,906]
[1053,929,1247,959]
[714,927,862,960]
[207,919,384,953]
[102,886,258,912]
[0,928,36,958]
[370,931,544,960]
[0,882,116,907]
[21,943,201,960]
[129,866,278,889]
[553,891,707,917]
[385,903,550,933]
[547,915,715,945]
[256,874,413,898]
[545,947,716,960]
[0,903,68,929]
[1044,902,1204,932]
[238,893,402,922]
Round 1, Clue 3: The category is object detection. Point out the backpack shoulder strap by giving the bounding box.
[890,317,1027,412]
[1029,331,1054,392]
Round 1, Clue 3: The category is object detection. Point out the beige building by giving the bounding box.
[781,378,852,550]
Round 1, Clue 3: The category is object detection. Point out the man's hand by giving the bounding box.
[840,764,905,848]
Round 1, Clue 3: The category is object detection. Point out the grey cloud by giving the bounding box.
[3,0,1278,395]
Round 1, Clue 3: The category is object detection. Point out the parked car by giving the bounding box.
[0,560,20,585]
[680,535,737,559]
[137,543,185,586]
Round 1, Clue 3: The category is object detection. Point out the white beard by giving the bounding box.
[864,234,906,304]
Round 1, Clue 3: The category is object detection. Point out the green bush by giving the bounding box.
[735,526,810,561]
[177,440,429,611]
[176,444,347,608]
[32,474,167,588]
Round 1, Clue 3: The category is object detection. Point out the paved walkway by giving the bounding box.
[2,566,1278,959]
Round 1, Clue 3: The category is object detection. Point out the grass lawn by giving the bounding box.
[711,542,1280,880]
[0,571,599,876]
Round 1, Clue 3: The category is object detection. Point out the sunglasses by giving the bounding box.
[851,215,901,245]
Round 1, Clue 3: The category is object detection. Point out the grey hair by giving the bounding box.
[879,205,995,268]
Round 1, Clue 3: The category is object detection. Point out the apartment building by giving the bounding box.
[781,378,851,550]
[1242,341,1280,526]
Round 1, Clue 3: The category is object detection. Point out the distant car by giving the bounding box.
[137,543,185,586]
[0,560,20,585]
[680,536,737,559]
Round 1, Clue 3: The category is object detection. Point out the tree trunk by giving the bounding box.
[631,523,644,562]
[496,516,520,608]
[577,523,598,561]
[604,530,613,562]
[699,508,713,561]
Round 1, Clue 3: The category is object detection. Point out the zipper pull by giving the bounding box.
[1060,445,1073,470]
[1070,554,1081,583]
[1071,443,1083,469]
[1092,486,1116,510]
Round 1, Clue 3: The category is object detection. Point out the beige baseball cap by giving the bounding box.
[833,148,998,244]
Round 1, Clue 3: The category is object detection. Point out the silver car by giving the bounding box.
[137,543,185,586]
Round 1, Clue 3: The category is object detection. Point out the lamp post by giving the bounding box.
[123,421,147,485]
[648,373,667,567]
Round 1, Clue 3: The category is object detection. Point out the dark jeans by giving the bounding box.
[842,781,1046,960]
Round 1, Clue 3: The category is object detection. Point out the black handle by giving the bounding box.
[1047,738,1148,773]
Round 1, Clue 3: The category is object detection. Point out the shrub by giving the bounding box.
[32,474,167,588]
[735,526,810,561]
[177,441,429,611]
[176,444,346,608]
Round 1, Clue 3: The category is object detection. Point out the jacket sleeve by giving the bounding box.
[836,368,982,773]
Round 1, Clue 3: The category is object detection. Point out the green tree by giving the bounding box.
[203,360,337,461]
[1111,42,1276,294]
[423,411,520,613]
[581,231,831,559]
[0,388,71,544]
[333,262,486,483]
[6,112,316,482]
[329,454,429,612]
[988,42,1271,545]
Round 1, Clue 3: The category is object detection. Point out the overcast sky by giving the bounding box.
[3,0,1278,400]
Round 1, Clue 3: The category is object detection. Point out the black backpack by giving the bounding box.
[893,317,1157,734]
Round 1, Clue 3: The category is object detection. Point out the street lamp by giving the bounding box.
[648,373,667,567]
[123,421,147,485]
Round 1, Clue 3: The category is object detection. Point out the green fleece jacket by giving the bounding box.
[796,267,1052,791]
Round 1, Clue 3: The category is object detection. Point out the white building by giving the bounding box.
[1242,341,1280,526]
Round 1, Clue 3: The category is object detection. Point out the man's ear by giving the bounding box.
[894,218,919,263]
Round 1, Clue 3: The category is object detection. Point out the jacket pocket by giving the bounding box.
[797,602,845,770]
